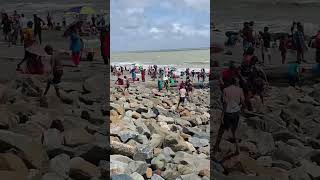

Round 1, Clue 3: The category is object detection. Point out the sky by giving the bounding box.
[111,0,210,52]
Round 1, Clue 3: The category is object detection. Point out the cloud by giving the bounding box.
[111,0,209,51]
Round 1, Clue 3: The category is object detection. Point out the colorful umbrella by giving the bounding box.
[67,6,96,15]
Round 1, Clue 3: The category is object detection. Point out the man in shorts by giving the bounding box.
[43,45,63,98]
[177,85,187,108]
[262,26,272,64]
[212,78,245,157]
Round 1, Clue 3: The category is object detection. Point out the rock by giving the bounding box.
[188,137,209,148]
[131,111,141,119]
[126,161,148,175]
[63,128,94,147]
[111,141,135,157]
[300,159,320,179]
[289,167,311,180]
[161,169,180,180]
[70,157,101,179]
[30,112,53,129]
[130,172,144,180]
[42,128,63,150]
[0,108,18,129]
[245,129,275,155]
[272,160,292,170]
[146,168,153,178]
[272,130,300,143]
[163,133,189,152]
[151,154,167,170]
[141,111,157,119]
[118,131,139,143]
[272,142,301,165]
[83,75,106,94]
[151,174,165,180]
[110,159,129,175]
[177,164,193,175]
[49,154,70,179]
[74,142,109,165]
[198,169,210,177]
[0,130,48,169]
[0,170,29,180]
[136,107,148,114]
[149,134,164,149]
[133,144,154,161]
[157,115,174,123]
[134,119,151,138]
[41,173,64,180]
[257,156,273,168]
[111,174,133,180]
[111,103,125,116]
[180,173,202,180]
[0,153,28,174]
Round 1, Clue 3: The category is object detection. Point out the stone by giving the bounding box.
[134,119,151,138]
[131,111,141,119]
[198,169,210,177]
[126,161,148,175]
[0,171,29,180]
[118,131,139,143]
[157,115,174,123]
[111,141,135,157]
[177,164,193,175]
[111,103,125,116]
[151,174,165,180]
[257,156,273,167]
[30,112,53,129]
[133,144,154,161]
[70,157,101,179]
[111,174,133,180]
[163,133,189,152]
[74,142,109,165]
[130,172,144,180]
[300,159,320,179]
[289,167,311,180]
[41,173,64,180]
[49,154,70,179]
[188,137,209,148]
[0,130,48,169]
[110,159,129,175]
[0,108,18,129]
[151,154,167,170]
[42,128,63,149]
[0,153,28,174]
[146,168,153,178]
[245,129,275,155]
[63,128,94,147]
[180,173,202,180]
[272,160,292,170]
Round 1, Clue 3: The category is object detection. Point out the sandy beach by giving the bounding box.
[109,70,210,179]
[0,28,110,180]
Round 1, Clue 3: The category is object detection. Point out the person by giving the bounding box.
[47,13,53,30]
[220,61,240,90]
[288,61,302,87]
[9,19,20,46]
[43,45,63,98]
[241,22,254,54]
[100,27,109,65]
[17,21,35,70]
[62,17,66,28]
[157,79,163,92]
[91,15,96,27]
[2,13,11,41]
[33,14,44,44]
[177,85,187,108]
[69,26,81,67]
[124,76,129,91]
[20,14,27,44]
[279,35,289,64]
[131,68,136,81]
[212,78,245,157]
[164,77,169,92]
[293,24,306,63]
[141,69,146,82]
[262,26,272,64]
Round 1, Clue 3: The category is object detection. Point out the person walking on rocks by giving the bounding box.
[33,14,44,44]
[124,76,129,91]
[43,45,63,98]
[177,85,187,108]
[212,78,245,158]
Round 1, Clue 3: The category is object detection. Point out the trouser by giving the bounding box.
[72,52,80,66]
[34,30,42,44]
[316,49,320,63]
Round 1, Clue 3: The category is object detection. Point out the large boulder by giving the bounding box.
[0,153,28,174]
[48,154,70,179]
[0,130,48,169]
[63,128,95,147]
[70,157,101,179]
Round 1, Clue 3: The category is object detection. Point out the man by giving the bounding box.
[20,14,27,44]
[262,27,272,64]
[43,45,63,98]
[241,22,254,54]
[212,78,245,157]
[293,24,306,63]
[17,21,35,70]
[141,69,146,82]
[33,14,44,44]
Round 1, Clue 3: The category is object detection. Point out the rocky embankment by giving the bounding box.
[211,83,320,180]
[0,64,108,180]
[110,85,210,180]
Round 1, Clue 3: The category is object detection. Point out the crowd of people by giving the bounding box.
[112,64,208,108]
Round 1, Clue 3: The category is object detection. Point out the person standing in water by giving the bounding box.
[33,14,44,44]
[43,45,63,98]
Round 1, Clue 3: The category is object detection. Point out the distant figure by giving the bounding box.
[262,26,271,64]
[279,35,289,64]
[69,26,81,67]
[288,61,302,87]
[141,69,146,82]
[311,30,320,63]
[62,17,66,28]
[2,13,11,41]
[124,76,129,91]
[20,14,27,44]
[17,21,35,70]
[33,14,45,44]
[43,45,63,98]
[293,24,306,63]
[177,85,186,108]
[47,12,53,30]
[100,26,109,65]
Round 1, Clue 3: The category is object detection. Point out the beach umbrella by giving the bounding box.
[67,6,96,15]
[26,44,49,57]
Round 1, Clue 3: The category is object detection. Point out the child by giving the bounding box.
[279,35,289,64]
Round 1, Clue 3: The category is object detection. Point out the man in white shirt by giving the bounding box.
[20,14,28,44]
[212,78,245,157]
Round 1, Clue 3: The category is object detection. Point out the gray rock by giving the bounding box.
[126,161,148,175]
[188,137,209,148]
[180,173,202,180]
[151,174,165,180]
[163,133,189,152]
[162,147,175,157]
[157,115,174,123]
[149,134,164,149]
[133,144,154,161]
[289,166,312,180]
[134,118,151,138]
[151,154,168,170]
[130,172,144,180]
[272,160,292,170]
[41,173,64,180]
[300,159,320,179]
[118,131,139,143]
[111,174,133,180]
[257,156,272,167]
[42,128,63,150]
[49,154,70,179]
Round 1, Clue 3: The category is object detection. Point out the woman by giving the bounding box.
[69,26,81,67]
[2,13,11,41]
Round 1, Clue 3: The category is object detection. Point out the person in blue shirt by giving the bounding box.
[69,26,81,67]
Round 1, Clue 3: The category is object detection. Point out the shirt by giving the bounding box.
[223,85,244,113]
[262,32,271,48]
[179,88,186,98]
[20,17,28,29]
